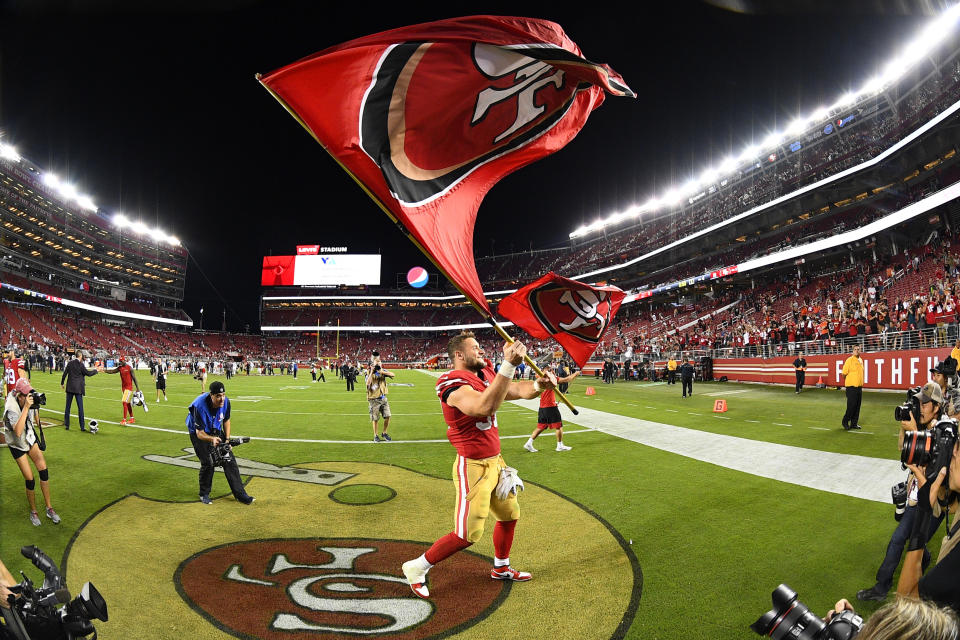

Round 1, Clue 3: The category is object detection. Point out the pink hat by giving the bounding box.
[14,378,32,395]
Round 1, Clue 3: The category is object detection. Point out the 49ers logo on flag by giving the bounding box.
[498,271,625,367]
[259,16,633,313]
[360,42,577,205]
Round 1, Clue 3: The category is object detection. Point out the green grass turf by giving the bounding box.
[0,370,930,639]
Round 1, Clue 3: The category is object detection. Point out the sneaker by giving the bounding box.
[29,511,41,526]
[238,495,255,505]
[374,435,381,442]
[128,417,135,424]
[199,494,213,505]
[121,419,128,426]
[853,424,863,430]
[46,507,61,524]
[381,433,392,442]
[523,441,538,453]
[401,560,430,598]
[856,585,888,602]
[490,566,532,582]
[556,443,572,452]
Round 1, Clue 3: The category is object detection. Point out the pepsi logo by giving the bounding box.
[407,266,429,288]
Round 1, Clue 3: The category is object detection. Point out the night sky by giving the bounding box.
[0,0,938,330]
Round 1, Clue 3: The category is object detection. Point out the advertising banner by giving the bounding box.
[713,347,951,390]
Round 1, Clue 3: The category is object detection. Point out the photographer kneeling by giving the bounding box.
[186,381,254,505]
[2,379,60,526]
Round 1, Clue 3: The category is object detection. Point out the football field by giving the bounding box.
[0,369,924,639]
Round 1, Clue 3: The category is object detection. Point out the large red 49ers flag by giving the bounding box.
[498,272,625,367]
[259,16,633,313]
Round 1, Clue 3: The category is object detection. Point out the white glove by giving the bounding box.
[495,466,524,501]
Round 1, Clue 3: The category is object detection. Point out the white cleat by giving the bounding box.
[556,443,572,452]
[523,441,537,453]
[402,560,429,598]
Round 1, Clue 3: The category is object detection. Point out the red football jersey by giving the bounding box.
[4,358,25,394]
[436,366,500,459]
[119,364,134,390]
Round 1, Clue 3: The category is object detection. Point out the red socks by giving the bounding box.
[123,403,132,418]
[424,532,472,565]
[493,519,517,560]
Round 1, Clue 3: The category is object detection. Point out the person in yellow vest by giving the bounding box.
[840,345,865,430]
[667,357,678,385]
[950,339,960,367]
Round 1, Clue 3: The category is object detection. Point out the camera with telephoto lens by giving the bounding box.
[0,545,107,640]
[900,417,958,484]
[28,392,46,407]
[208,436,250,468]
[891,481,908,521]
[751,584,862,640]
[894,386,922,424]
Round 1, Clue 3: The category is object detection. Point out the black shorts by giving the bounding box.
[9,445,29,460]
[156,377,166,390]
[538,406,562,424]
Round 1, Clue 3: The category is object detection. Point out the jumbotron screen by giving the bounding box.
[261,254,381,286]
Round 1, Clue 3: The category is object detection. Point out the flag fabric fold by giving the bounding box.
[497,271,625,368]
[259,15,633,313]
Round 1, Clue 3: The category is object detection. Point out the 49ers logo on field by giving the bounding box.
[360,42,577,206]
[529,284,613,343]
[176,538,506,639]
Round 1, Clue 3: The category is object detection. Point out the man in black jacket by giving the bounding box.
[61,349,98,432]
[680,358,695,398]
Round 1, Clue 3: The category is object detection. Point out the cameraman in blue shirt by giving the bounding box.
[186,381,254,505]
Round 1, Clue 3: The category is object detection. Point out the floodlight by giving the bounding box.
[834,92,857,110]
[860,76,884,95]
[718,157,737,174]
[785,119,806,136]
[149,228,165,241]
[761,132,782,149]
[77,196,97,211]
[58,183,78,200]
[43,173,61,189]
[0,144,20,162]
[113,214,129,228]
[681,178,700,195]
[810,107,829,122]
[169,237,181,246]
[662,188,682,205]
[738,145,760,161]
[131,221,148,234]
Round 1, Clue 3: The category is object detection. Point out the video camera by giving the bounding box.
[751,584,862,640]
[208,436,250,468]
[1,545,107,640]
[901,416,958,485]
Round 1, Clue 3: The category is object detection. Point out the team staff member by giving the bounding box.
[104,357,140,425]
[667,356,678,385]
[401,331,556,599]
[680,358,695,398]
[2,379,61,526]
[840,345,864,430]
[793,351,807,393]
[951,339,960,366]
[61,349,97,431]
[154,357,168,402]
[186,381,254,505]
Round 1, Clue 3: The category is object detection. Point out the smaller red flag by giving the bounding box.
[497,272,625,368]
